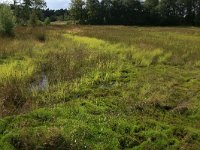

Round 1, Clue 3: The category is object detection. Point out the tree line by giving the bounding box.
[11,0,46,25]
[6,0,200,26]
[9,0,67,25]
[1,0,200,36]
[69,0,200,26]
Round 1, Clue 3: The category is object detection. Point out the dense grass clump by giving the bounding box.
[0,25,200,149]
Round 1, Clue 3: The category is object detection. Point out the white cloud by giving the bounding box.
[46,0,70,10]
[0,0,70,10]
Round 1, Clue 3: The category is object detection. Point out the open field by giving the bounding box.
[0,25,200,149]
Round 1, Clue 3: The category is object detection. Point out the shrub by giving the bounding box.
[29,12,39,27]
[35,31,46,42]
[0,4,15,36]
[44,17,51,26]
[0,79,28,116]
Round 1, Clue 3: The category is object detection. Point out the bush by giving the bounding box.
[29,12,39,27]
[0,4,15,36]
[44,17,51,26]
[34,29,46,42]
[36,32,46,42]
[0,79,28,116]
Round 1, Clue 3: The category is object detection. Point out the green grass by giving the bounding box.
[0,25,200,149]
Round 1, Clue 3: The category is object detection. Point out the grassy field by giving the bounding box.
[0,25,200,149]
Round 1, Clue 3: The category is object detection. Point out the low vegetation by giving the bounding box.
[0,25,200,149]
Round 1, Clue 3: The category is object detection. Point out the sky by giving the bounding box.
[0,0,70,10]
[46,0,69,10]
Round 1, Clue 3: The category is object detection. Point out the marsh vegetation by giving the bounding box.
[0,25,200,149]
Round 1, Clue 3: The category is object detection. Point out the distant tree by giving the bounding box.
[43,9,56,21]
[123,0,144,25]
[145,0,159,7]
[184,0,194,24]
[21,0,32,22]
[42,9,68,22]
[144,0,160,25]
[100,0,112,24]
[29,11,39,26]
[0,4,15,36]
[32,0,46,10]
[158,0,182,25]
[182,0,200,25]
[67,0,200,26]
[19,0,46,24]
[109,0,124,24]
[86,0,101,24]
[195,0,200,25]
[70,0,86,24]
[54,9,66,21]
[11,1,24,24]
